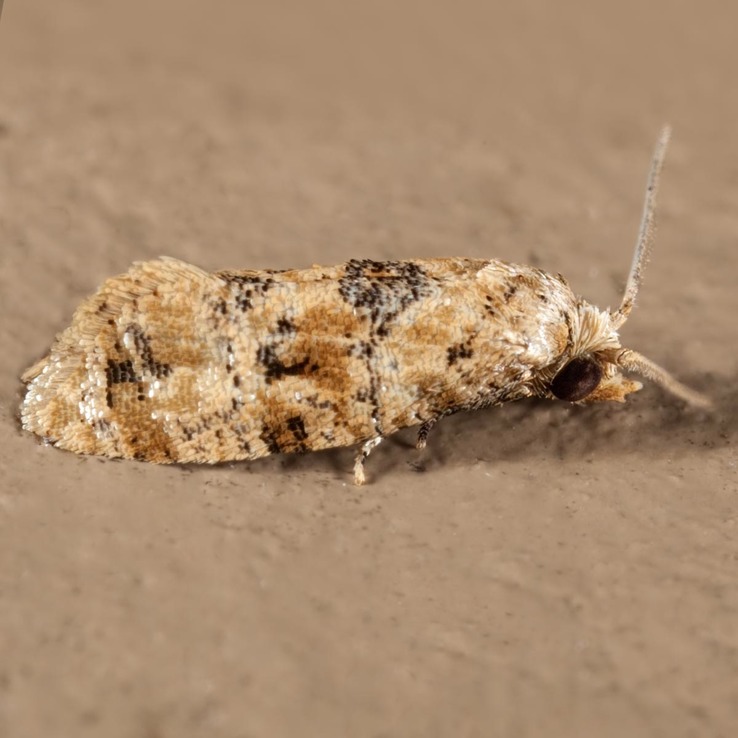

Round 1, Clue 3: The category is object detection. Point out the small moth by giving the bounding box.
[21,128,708,484]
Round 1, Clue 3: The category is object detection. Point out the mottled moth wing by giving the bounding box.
[21,256,576,466]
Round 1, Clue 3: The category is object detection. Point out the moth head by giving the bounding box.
[544,305,642,405]
[544,126,709,409]
[546,339,709,408]
[549,352,641,404]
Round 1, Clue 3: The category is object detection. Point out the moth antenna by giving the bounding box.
[611,125,671,329]
[616,348,712,409]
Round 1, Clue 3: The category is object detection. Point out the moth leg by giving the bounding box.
[353,437,383,486]
[416,418,437,450]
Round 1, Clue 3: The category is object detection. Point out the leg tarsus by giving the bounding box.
[416,418,437,450]
[353,437,383,486]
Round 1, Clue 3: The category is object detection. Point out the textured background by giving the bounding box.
[1,2,737,736]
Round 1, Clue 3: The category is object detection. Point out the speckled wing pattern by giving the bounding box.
[21,257,574,464]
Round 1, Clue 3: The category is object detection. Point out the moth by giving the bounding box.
[21,127,708,484]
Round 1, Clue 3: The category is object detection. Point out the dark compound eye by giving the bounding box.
[550,356,603,402]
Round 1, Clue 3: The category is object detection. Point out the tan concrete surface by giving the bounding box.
[1,1,736,736]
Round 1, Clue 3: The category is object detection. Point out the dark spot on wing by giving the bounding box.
[259,425,282,455]
[447,342,474,366]
[286,415,308,442]
[106,358,139,385]
[338,259,433,335]
[124,324,172,379]
[222,273,277,312]
[256,345,310,383]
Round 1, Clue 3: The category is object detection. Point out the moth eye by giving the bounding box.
[550,357,603,402]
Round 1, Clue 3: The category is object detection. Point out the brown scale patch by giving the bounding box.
[295,298,365,340]
[398,303,462,348]
[287,323,364,393]
[131,293,210,371]
[106,384,175,461]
